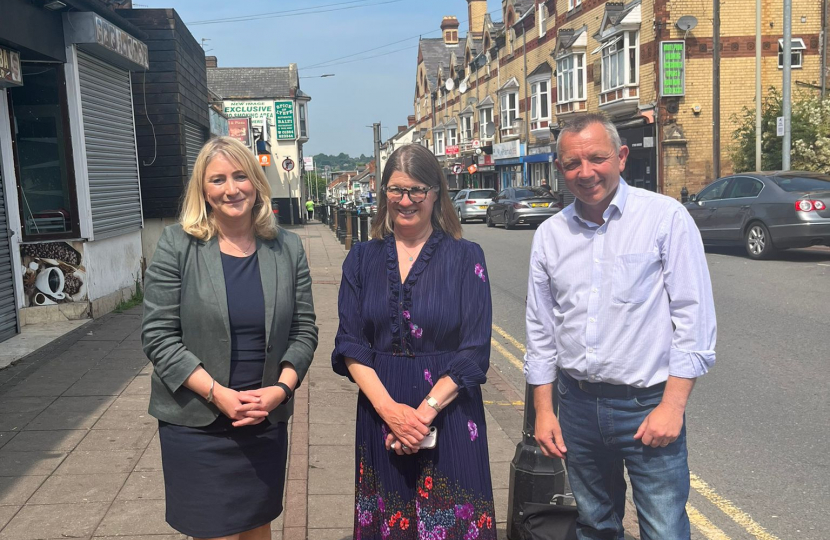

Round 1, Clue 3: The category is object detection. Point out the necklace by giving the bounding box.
[399,243,420,262]
[395,229,431,262]
[221,234,255,255]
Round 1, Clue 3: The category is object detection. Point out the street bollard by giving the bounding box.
[351,211,360,247]
[681,186,689,203]
[337,209,346,243]
[359,214,369,243]
[506,384,567,540]
[345,210,353,249]
[330,205,337,232]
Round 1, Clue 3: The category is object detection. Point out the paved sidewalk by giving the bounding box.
[0,223,540,540]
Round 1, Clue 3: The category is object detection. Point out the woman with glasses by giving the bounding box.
[332,144,496,540]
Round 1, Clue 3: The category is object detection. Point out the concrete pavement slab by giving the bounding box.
[1,430,87,452]
[94,499,178,536]
[93,536,184,540]
[307,494,354,530]
[116,471,165,500]
[308,446,354,495]
[0,502,110,540]
[0,451,67,477]
[91,408,157,430]
[121,374,151,395]
[0,412,40,432]
[0,396,54,414]
[107,394,150,412]
[76,428,156,452]
[134,436,162,472]
[28,472,128,504]
[53,449,142,475]
[0,476,47,505]
[24,396,115,431]
[0,432,15,450]
[0,507,18,533]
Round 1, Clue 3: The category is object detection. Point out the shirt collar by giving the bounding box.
[571,178,629,228]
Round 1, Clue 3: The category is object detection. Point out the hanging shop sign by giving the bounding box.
[467,164,478,174]
[64,13,149,70]
[446,145,460,156]
[493,140,522,160]
[659,41,685,97]
[258,154,271,167]
[282,157,295,172]
[303,156,314,171]
[0,46,22,88]
[225,101,275,124]
[228,118,252,147]
[274,101,296,140]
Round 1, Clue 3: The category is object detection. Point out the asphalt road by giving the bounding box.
[461,218,830,540]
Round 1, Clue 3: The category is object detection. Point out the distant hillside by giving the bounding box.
[313,152,372,171]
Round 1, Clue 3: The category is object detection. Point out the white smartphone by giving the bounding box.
[420,426,438,449]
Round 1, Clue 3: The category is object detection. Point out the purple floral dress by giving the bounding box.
[333,231,496,540]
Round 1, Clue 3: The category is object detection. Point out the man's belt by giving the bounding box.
[560,371,666,399]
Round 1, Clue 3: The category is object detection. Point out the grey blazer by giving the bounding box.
[141,224,318,427]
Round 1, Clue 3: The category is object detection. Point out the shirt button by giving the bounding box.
[598,230,604,235]
[592,288,598,293]
[587,347,594,353]
[594,258,600,263]
[589,317,596,323]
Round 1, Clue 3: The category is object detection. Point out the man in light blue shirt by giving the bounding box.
[525,114,716,540]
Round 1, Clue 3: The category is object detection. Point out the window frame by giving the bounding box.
[696,178,730,202]
[478,106,494,141]
[499,91,519,136]
[567,0,582,11]
[601,31,639,93]
[460,114,474,141]
[447,126,458,147]
[529,77,551,131]
[538,4,547,37]
[434,130,445,155]
[777,38,806,69]
[298,103,308,138]
[556,52,587,105]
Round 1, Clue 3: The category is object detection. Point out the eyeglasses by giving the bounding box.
[383,185,435,203]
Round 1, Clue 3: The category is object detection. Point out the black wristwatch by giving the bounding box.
[274,382,294,404]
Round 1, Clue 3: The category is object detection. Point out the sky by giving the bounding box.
[139,0,504,157]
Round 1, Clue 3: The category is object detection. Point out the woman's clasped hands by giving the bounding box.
[212,384,288,427]
[380,400,437,456]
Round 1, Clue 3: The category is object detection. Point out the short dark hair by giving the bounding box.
[555,113,622,156]
[370,144,462,239]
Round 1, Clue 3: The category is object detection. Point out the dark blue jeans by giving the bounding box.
[557,374,691,540]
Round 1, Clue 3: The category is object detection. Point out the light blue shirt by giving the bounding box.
[524,179,717,388]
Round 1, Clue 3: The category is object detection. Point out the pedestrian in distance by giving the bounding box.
[332,143,497,540]
[306,199,315,221]
[524,114,716,540]
[142,136,319,540]
[539,178,552,193]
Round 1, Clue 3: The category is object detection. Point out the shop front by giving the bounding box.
[525,144,556,190]
[1,4,149,336]
[493,140,524,191]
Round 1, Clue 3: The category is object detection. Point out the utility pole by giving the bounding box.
[373,122,382,197]
[783,0,793,170]
[713,0,721,179]
[756,0,762,171]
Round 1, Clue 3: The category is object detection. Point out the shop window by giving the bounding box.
[299,103,308,138]
[9,64,80,240]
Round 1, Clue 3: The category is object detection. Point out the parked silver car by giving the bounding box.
[684,171,830,259]
[486,187,562,229]
[453,189,497,223]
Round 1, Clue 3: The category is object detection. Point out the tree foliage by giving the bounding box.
[731,88,830,174]
[312,152,372,171]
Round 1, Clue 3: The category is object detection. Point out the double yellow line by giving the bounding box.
[489,323,780,540]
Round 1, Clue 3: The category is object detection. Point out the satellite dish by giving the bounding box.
[675,15,698,31]
[445,78,455,91]
[485,123,495,137]
[459,80,468,94]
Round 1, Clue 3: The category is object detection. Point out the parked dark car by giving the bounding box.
[684,171,830,259]
[356,202,376,216]
[453,188,497,223]
[486,187,562,229]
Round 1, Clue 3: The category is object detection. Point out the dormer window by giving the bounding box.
[595,2,641,115]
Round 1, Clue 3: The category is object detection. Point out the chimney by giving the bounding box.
[467,0,487,40]
[206,56,217,68]
[398,125,407,133]
[441,16,460,45]
[407,115,416,126]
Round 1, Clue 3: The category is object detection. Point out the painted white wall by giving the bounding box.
[0,90,24,310]
[379,126,417,178]
[83,231,142,302]
[141,217,179,266]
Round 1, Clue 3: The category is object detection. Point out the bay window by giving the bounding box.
[598,30,640,111]
[530,79,550,131]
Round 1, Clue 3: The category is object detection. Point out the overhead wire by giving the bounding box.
[187,0,408,26]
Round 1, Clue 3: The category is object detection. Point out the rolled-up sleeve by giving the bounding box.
[660,206,717,378]
[332,243,375,377]
[443,243,492,389]
[142,227,202,393]
[524,228,559,385]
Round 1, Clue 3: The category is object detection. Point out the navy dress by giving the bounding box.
[158,252,288,538]
[332,231,497,540]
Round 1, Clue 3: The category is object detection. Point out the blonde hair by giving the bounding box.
[371,144,462,240]
[179,136,278,241]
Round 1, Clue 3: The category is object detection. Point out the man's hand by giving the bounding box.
[634,402,684,447]
[535,410,568,459]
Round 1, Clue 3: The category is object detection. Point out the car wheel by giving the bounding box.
[504,212,515,230]
[457,209,467,224]
[745,222,777,260]
[486,212,495,227]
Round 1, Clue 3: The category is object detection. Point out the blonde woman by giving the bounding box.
[142,136,318,540]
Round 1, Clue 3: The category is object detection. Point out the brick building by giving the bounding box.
[412,0,828,199]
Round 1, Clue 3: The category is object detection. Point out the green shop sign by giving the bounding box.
[660,41,685,97]
[274,101,296,140]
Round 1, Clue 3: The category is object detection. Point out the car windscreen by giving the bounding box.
[514,188,554,199]
[469,190,496,199]
[771,175,830,192]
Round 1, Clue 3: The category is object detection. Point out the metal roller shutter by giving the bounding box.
[77,51,142,239]
[184,120,206,180]
[0,165,19,343]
